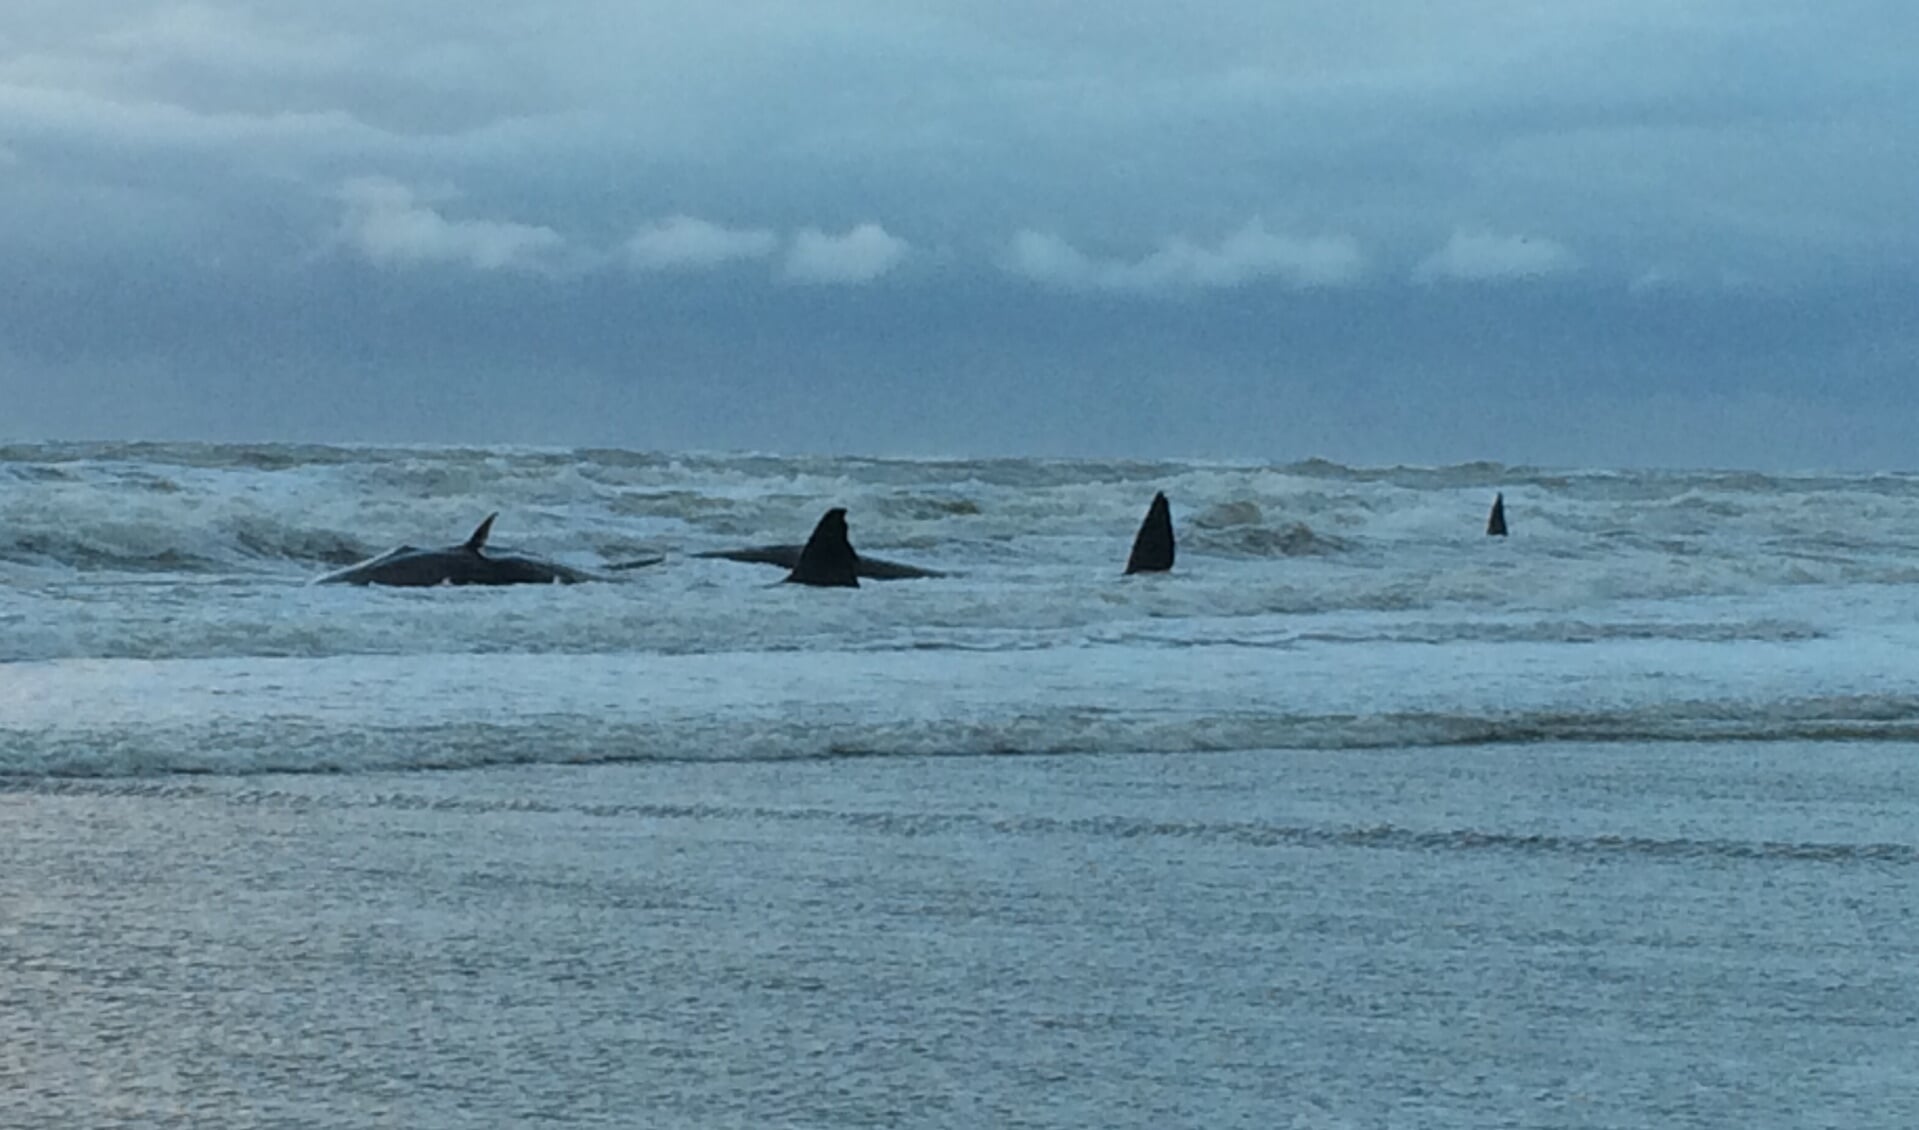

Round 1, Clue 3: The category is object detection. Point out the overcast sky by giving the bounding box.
[3,1,1914,468]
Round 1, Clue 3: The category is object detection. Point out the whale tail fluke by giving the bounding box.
[464,513,499,552]
[1486,493,1508,537]
[1125,492,1176,574]
[785,508,861,587]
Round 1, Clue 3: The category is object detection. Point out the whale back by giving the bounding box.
[785,508,861,587]
[698,544,942,580]
[1125,492,1175,574]
[314,513,592,585]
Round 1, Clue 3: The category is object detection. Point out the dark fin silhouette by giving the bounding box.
[1486,493,1508,537]
[785,508,861,587]
[464,513,499,552]
[1124,492,1175,574]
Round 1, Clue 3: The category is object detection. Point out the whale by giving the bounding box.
[697,512,943,581]
[1486,492,1508,537]
[314,513,658,586]
[1124,492,1175,574]
[784,507,861,587]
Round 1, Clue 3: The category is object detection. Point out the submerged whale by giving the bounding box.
[697,511,942,581]
[1124,492,1175,574]
[1486,492,1508,537]
[315,513,657,586]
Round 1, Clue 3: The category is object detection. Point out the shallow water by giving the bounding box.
[4,443,1918,1125]
[9,443,1919,773]
[4,743,1913,1128]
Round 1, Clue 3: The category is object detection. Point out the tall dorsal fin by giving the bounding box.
[1486,493,1508,537]
[464,513,498,552]
[1125,491,1175,574]
[785,507,860,587]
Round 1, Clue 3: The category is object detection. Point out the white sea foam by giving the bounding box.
[6,443,1919,774]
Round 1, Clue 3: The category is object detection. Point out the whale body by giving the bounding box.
[697,512,942,581]
[315,514,649,586]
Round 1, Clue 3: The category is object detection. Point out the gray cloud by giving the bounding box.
[8,2,1914,279]
[2,1,1917,466]
[94,3,361,77]
[1005,221,1365,294]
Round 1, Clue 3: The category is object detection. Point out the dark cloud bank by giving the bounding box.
[3,2,1915,469]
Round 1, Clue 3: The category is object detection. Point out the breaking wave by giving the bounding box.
[9,441,1919,789]
[6,442,1919,581]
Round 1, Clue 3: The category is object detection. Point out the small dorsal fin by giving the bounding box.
[464,513,498,552]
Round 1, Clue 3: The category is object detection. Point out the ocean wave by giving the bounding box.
[6,695,1919,779]
[0,517,371,572]
[12,777,1910,866]
[0,572,1832,662]
[8,442,1919,581]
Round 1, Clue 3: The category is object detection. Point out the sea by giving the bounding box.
[2,441,1914,1128]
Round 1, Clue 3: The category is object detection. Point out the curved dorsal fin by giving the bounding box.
[464,513,498,552]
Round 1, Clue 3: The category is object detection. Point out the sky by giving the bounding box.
[2,1,1915,469]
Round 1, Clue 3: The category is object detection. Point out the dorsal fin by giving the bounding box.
[464,513,498,552]
[785,508,860,587]
[1124,492,1175,574]
[1486,493,1508,537]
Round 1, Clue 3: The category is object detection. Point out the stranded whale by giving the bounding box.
[1124,492,1175,574]
[697,512,943,581]
[785,507,861,587]
[1486,492,1508,537]
[315,513,659,586]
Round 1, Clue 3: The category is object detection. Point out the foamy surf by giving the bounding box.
[8,442,1919,777]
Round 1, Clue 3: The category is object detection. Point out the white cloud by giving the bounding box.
[626,215,777,271]
[1413,229,1578,283]
[335,177,567,272]
[1004,220,1365,294]
[782,223,910,284]
[1004,231,1096,289]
